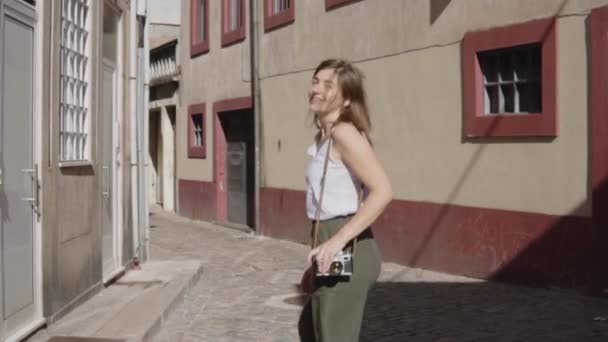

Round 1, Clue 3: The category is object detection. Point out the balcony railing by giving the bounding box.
[150,42,179,85]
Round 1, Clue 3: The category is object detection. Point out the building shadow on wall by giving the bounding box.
[430,0,452,25]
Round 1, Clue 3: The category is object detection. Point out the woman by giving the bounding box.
[305,59,393,341]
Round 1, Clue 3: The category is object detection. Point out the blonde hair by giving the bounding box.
[313,59,371,139]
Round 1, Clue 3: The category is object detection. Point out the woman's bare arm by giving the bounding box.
[308,122,392,273]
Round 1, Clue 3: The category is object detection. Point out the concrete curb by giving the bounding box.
[139,263,204,342]
[27,261,204,342]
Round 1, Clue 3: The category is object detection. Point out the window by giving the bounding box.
[60,0,91,163]
[222,0,246,47]
[188,104,206,158]
[264,0,294,32]
[190,0,209,57]
[462,17,557,138]
[326,0,357,11]
[478,44,541,114]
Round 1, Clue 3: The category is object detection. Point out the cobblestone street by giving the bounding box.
[149,208,608,341]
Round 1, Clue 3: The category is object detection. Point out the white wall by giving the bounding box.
[148,0,181,26]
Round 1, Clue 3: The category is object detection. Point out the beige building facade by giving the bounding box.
[177,0,608,292]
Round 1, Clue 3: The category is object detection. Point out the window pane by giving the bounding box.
[501,84,515,113]
[274,0,290,15]
[478,44,541,115]
[199,0,206,41]
[499,54,513,82]
[478,53,497,83]
[229,0,241,32]
[485,85,499,114]
[518,81,542,113]
[192,114,204,146]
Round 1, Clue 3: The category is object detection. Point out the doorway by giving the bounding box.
[216,108,254,227]
[149,106,176,211]
[0,0,41,339]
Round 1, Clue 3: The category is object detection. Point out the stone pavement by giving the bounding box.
[150,208,608,341]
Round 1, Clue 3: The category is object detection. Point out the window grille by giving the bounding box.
[229,0,243,32]
[192,114,203,146]
[198,0,206,41]
[59,0,90,162]
[273,0,290,14]
[478,44,542,114]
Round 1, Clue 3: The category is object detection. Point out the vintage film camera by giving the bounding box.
[316,250,353,277]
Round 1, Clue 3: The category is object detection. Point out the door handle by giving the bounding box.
[102,166,110,197]
[21,165,40,218]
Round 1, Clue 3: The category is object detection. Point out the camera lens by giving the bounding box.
[330,261,343,275]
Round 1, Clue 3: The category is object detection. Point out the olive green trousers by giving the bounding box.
[310,215,382,342]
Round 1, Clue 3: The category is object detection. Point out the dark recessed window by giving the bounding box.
[478,44,542,115]
[188,103,206,158]
[192,114,204,146]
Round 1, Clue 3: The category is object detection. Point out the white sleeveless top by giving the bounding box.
[306,139,362,220]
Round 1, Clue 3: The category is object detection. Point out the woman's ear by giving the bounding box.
[343,99,351,108]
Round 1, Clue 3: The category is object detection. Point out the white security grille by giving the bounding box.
[60,0,90,162]
[273,0,290,14]
[229,0,243,32]
[478,44,542,114]
[193,115,203,146]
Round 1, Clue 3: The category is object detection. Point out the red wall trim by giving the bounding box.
[260,188,310,244]
[264,0,295,32]
[462,17,558,137]
[212,97,254,223]
[178,179,217,222]
[187,103,206,159]
[212,96,253,114]
[590,7,608,236]
[190,0,210,57]
[260,187,605,291]
[221,0,246,47]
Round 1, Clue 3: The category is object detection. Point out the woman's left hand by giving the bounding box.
[307,236,347,275]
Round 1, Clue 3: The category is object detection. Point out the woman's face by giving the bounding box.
[309,68,348,116]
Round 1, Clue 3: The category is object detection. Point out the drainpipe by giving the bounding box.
[141,0,151,259]
[136,0,150,261]
[129,0,140,260]
[249,0,261,234]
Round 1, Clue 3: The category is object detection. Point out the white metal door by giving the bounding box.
[0,0,39,339]
[102,61,118,278]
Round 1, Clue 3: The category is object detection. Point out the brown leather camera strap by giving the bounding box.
[311,137,360,257]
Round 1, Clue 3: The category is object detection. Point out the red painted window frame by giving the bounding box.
[590,6,608,230]
[190,0,210,57]
[222,0,246,47]
[326,0,357,11]
[264,0,294,33]
[462,17,558,138]
[188,103,206,159]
